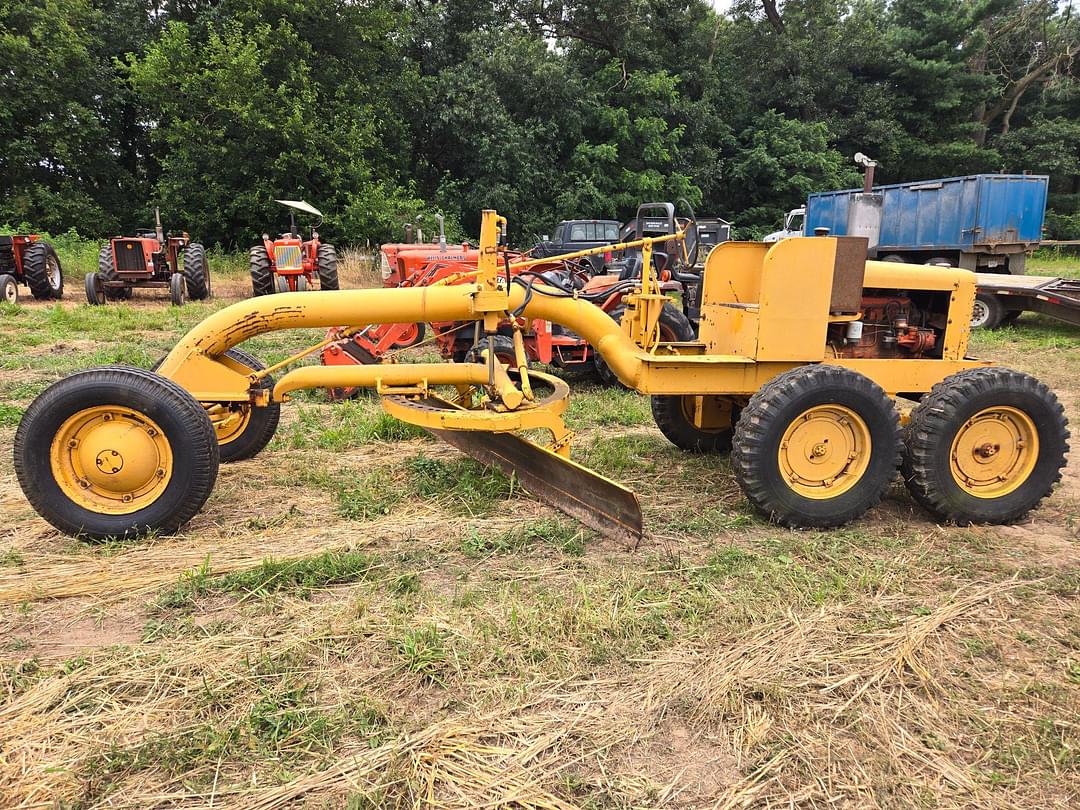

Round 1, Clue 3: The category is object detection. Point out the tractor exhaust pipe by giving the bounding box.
[436,213,447,250]
[154,207,164,243]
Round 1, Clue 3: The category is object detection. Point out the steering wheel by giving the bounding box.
[675,197,699,269]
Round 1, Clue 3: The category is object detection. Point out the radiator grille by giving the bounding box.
[274,244,303,271]
[114,240,146,272]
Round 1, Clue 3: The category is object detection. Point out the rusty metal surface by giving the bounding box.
[430,427,644,548]
[831,237,868,313]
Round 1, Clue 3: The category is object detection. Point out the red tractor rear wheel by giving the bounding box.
[97,244,128,301]
[23,242,64,300]
[317,243,339,290]
[182,243,210,300]
[249,246,273,296]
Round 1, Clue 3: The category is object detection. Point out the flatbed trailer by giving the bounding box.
[973,273,1080,329]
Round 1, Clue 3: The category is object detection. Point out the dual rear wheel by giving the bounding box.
[653,365,1068,528]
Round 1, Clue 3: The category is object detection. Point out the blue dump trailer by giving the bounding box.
[804,174,1048,275]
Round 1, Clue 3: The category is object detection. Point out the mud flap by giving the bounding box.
[430,428,644,547]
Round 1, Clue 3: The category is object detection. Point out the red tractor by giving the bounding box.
[86,209,210,306]
[0,235,64,303]
[249,200,339,295]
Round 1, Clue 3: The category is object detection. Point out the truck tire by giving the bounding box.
[880,254,906,263]
[182,243,210,300]
[902,368,1068,524]
[23,241,64,299]
[732,365,901,528]
[13,366,220,540]
[317,243,339,290]
[971,292,1005,330]
[593,303,695,387]
[249,246,273,296]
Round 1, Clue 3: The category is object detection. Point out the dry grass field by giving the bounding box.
[0,252,1078,808]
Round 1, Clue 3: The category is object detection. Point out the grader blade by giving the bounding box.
[430,428,644,547]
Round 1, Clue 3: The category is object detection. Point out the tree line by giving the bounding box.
[2,0,1078,247]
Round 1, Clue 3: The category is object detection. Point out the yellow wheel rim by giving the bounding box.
[207,403,251,446]
[50,406,173,515]
[778,404,871,499]
[679,395,734,432]
[949,407,1038,498]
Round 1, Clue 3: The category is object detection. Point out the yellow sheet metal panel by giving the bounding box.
[863,259,971,291]
[942,276,976,360]
[756,238,836,362]
[698,241,768,356]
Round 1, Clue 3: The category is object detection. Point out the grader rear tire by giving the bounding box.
[13,366,219,540]
[732,365,901,528]
[652,395,740,453]
[902,368,1068,524]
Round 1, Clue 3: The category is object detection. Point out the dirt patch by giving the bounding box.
[620,718,738,806]
[3,598,145,660]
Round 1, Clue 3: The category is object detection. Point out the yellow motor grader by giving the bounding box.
[13,211,1069,542]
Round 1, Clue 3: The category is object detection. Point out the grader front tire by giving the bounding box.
[902,368,1068,524]
[210,348,281,463]
[13,367,219,540]
[152,348,281,463]
[732,365,901,528]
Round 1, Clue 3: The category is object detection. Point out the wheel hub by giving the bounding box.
[779,405,871,498]
[971,300,989,328]
[51,406,173,514]
[950,407,1038,497]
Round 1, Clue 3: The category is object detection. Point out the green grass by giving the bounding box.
[1028,248,1080,279]
[272,399,428,451]
[152,550,381,611]
[461,518,589,557]
[565,384,652,428]
[392,624,451,684]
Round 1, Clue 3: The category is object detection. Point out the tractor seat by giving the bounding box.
[614,251,669,281]
[536,269,584,291]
